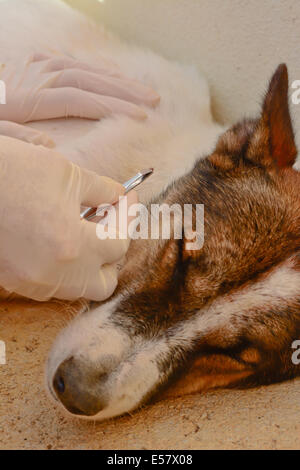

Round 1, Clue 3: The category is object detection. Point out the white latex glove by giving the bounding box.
[0,120,55,148]
[0,135,136,302]
[0,52,160,124]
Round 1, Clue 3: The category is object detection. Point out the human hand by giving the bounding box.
[0,136,136,301]
[0,52,160,124]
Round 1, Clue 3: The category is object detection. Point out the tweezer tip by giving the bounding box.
[142,168,154,176]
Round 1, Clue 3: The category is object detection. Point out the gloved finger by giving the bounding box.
[79,167,124,206]
[82,219,130,265]
[0,121,55,148]
[46,261,118,301]
[83,263,119,302]
[52,68,160,107]
[26,87,147,122]
[40,54,121,77]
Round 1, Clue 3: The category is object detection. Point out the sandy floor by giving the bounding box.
[0,299,299,450]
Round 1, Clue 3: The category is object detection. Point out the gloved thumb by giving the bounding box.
[79,167,124,207]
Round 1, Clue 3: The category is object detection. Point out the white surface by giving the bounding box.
[65,0,300,148]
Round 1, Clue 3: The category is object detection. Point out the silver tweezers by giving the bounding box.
[80,168,153,222]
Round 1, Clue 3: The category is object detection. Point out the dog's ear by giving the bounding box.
[211,64,297,171]
[261,63,297,167]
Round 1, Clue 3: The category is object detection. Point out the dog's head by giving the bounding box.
[46,64,300,420]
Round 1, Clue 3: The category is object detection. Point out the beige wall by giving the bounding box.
[65,0,300,146]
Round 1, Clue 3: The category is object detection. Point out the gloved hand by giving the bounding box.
[0,52,160,142]
[0,135,136,302]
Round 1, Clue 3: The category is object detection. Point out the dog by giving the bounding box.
[1,0,300,420]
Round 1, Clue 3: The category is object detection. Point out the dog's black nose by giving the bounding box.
[53,357,106,416]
